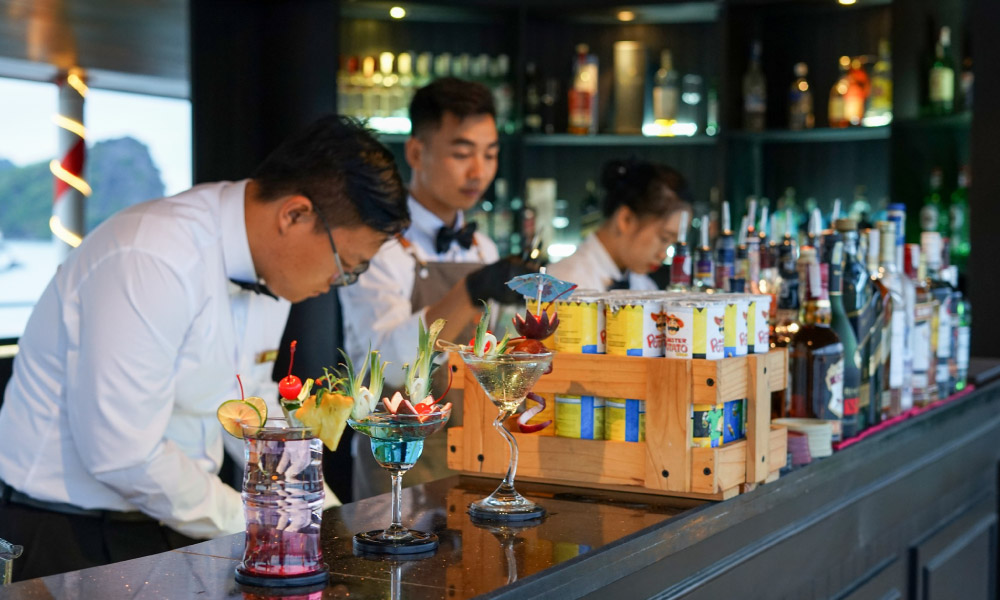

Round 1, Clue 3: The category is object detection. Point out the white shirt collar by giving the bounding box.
[580,232,627,283]
[219,179,257,283]
[406,194,464,238]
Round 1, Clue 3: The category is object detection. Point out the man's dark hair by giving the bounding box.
[252,115,409,235]
[409,77,496,138]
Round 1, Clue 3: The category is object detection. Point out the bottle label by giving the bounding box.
[936,304,951,359]
[950,205,965,230]
[825,357,845,419]
[889,310,905,388]
[653,87,679,121]
[870,77,893,111]
[920,204,939,232]
[929,67,955,103]
[745,93,765,114]
[568,89,593,130]
[957,326,970,370]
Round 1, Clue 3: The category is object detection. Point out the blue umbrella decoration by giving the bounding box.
[506,268,577,316]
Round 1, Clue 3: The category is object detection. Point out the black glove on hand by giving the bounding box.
[465,256,539,305]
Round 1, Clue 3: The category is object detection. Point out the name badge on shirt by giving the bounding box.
[256,349,278,364]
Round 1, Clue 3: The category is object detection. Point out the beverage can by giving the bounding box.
[555,395,605,440]
[605,398,642,442]
[690,299,726,360]
[605,296,665,357]
[751,294,773,354]
[692,403,724,447]
[720,294,750,357]
[562,291,606,354]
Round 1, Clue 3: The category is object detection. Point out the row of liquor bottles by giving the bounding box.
[746,28,972,132]
[336,52,515,133]
[668,200,971,442]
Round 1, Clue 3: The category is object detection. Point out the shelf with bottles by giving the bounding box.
[728,125,891,144]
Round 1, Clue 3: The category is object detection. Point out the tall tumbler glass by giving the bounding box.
[235,418,329,587]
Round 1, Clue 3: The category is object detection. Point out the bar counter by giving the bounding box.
[3,364,999,599]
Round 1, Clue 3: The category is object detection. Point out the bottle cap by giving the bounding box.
[887,203,906,212]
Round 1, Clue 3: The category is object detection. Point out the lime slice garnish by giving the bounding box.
[217,399,263,439]
[243,396,267,425]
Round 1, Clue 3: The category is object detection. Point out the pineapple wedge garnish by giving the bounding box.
[295,390,353,451]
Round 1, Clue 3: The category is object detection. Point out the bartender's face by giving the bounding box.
[618,209,689,275]
[407,112,499,217]
[268,200,386,302]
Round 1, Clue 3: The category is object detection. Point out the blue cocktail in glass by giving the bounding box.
[348,405,452,554]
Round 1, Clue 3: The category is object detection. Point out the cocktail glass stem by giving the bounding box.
[495,409,519,493]
[385,470,407,540]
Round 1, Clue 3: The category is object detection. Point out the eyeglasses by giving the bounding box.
[314,207,370,287]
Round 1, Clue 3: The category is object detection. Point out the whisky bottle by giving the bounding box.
[922,232,954,397]
[788,247,846,441]
[743,41,767,131]
[875,221,912,418]
[669,211,691,291]
[836,218,876,430]
[904,243,938,405]
[928,26,956,115]
[823,233,860,438]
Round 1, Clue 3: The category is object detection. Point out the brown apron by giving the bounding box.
[351,259,481,499]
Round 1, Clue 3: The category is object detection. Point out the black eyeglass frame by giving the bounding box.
[314,207,370,287]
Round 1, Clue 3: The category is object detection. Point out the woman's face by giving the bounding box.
[620,209,689,275]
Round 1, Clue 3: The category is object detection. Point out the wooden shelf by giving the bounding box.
[728,126,891,144]
[523,133,718,148]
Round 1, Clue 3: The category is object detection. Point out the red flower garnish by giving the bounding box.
[513,310,559,340]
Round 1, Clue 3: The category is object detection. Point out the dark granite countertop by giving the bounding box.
[0,476,703,599]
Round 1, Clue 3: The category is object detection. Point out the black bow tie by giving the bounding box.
[229,278,277,300]
[607,272,631,291]
[435,222,477,254]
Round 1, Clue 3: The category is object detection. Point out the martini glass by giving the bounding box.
[459,351,553,520]
[348,406,451,555]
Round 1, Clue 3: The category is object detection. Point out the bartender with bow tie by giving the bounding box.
[339,78,534,499]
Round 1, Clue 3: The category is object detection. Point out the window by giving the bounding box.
[0,77,191,339]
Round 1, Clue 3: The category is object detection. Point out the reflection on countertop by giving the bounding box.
[0,476,702,600]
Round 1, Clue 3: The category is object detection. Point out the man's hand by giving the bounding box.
[465,256,540,306]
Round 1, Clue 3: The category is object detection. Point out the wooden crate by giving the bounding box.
[447,349,788,501]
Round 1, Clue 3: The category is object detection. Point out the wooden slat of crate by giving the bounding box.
[767,348,787,392]
[746,353,771,483]
[507,435,646,487]
[532,354,648,399]
[643,358,692,493]
[691,356,749,404]
[769,425,788,472]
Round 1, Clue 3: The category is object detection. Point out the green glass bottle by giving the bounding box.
[823,232,860,439]
[949,166,970,273]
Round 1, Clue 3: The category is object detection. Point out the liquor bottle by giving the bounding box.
[743,41,767,132]
[919,168,949,238]
[865,39,893,126]
[887,203,907,272]
[952,292,971,391]
[492,178,514,257]
[568,44,599,135]
[823,233,860,438]
[747,203,762,294]
[789,62,814,130]
[491,55,514,134]
[344,56,364,119]
[904,243,937,406]
[789,247,846,441]
[524,62,543,133]
[451,53,471,79]
[864,225,888,424]
[669,211,691,291]
[875,221,913,418]
[360,55,378,120]
[949,166,970,272]
[396,52,415,118]
[846,58,869,126]
[805,208,823,250]
[414,52,433,89]
[652,50,680,124]
[829,56,851,128]
[922,232,954,398]
[434,52,452,80]
[541,78,559,134]
[759,207,780,307]
[836,218,877,430]
[706,82,720,136]
[715,201,736,291]
[694,216,715,290]
[929,26,956,115]
[849,186,872,228]
[773,211,800,348]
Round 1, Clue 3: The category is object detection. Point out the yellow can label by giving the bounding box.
[606,301,664,357]
[691,303,725,360]
[555,395,605,440]
[556,300,602,354]
[605,398,642,442]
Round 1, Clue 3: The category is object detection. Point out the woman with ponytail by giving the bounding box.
[548,158,692,291]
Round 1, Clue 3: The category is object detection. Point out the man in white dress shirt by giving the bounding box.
[0,116,409,581]
[340,78,534,498]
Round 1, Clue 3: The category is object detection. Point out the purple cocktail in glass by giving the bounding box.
[235,418,328,587]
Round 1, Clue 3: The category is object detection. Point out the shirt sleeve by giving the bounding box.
[338,243,422,390]
[64,249,243,539]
